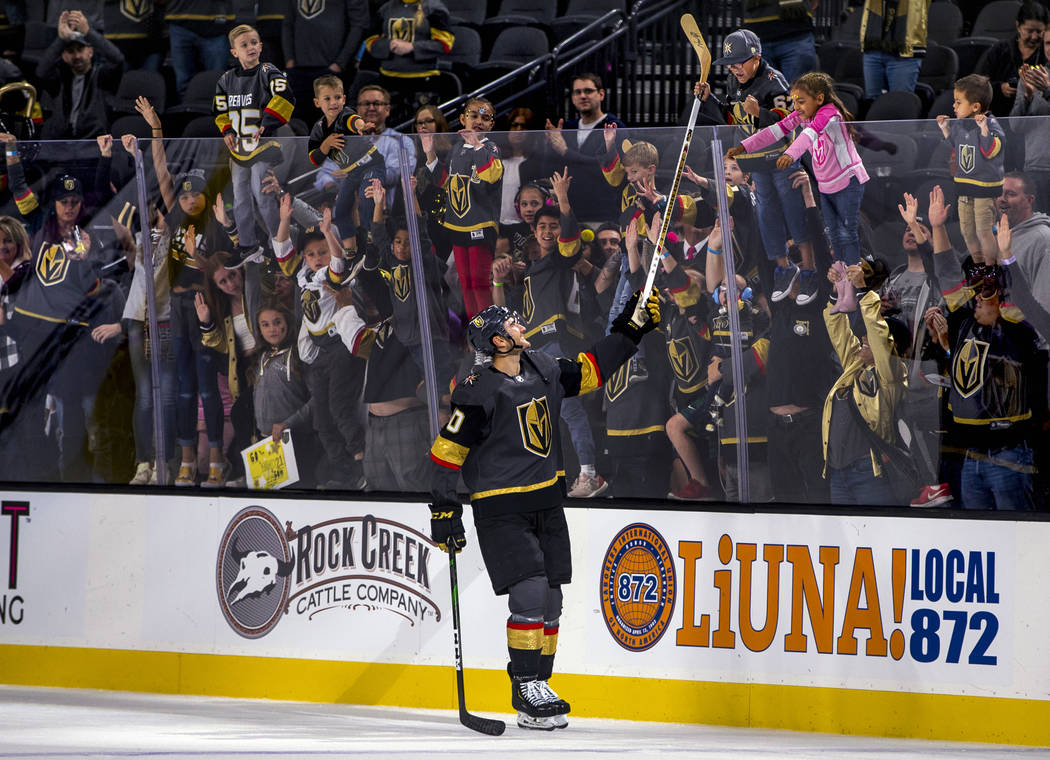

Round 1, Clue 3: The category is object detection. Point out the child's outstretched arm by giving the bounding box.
[740,109,802,155]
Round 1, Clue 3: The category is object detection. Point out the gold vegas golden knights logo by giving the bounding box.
[298,0,325,20]
[521,277,535,323]
[389,17,417,42]
[517,397,552,457]
[953,338,989,398]
[605,363,629,403]
[120,0,152,22]
[36,243,69,286]
[446,174,471,218]
[392,264,411,302]
[301,289,322,324]
[958,144,976,174]
[668,337,699,383]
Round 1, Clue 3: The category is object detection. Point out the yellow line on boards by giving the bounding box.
[0,645,1046,746]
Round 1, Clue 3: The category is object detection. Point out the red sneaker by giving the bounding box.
[910,483,953,508]
[668,479,710,501]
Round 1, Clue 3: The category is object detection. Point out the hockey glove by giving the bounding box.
[611,289,661,344]
[429,504,466,553]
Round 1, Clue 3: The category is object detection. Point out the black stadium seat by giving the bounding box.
[971,1,1023,40]
[476,26,550,70]
[949,36,998,78]
[445,0,486,28]
[484,0,557,27]
[110,69,167,116]
[167,70,222,115]
[447,25,482,69]
[927,2,965,45]
[109,113,154,139]
[865,91,923,121]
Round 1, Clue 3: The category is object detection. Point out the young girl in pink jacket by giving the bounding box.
[730,72,869,309]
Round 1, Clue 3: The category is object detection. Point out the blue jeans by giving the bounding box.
[820,177,865,266]
[961,445,1035,510]
[760,33,818,85]
[829,456,895,506]
[128,320,177,463]
[169,23,230,98]
[538,341,595,467]
[863,51,922,99]
[752,164,811,262]
[171,293,224,448]
[231,159,282,248]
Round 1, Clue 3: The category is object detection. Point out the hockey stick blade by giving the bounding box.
[680,13,711,85]
[449,550,506,736]
[460,709,506,736]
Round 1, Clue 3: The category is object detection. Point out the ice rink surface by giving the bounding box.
[1,685,1048,760]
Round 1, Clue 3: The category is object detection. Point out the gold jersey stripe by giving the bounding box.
[607,425,666,437]
[473,474,559,501]
[430,435,469,466]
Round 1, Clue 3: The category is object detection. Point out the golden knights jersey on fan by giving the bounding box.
[214,62,294,165]
[430,341,634,516]
[604,327,671,449]
[700,57,792,154]
[520,213,584,349]
[434,137,503,235]
[365,0,455,78]
[307,107,376,171]
[358,218,449,347]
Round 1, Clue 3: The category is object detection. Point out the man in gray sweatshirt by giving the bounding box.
[999,171,1050,309]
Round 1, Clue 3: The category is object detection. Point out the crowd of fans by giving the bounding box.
[0,2,1048,512]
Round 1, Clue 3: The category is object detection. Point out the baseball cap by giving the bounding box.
[62,35,90,51]
[713,30,762,66]
[174,170,207,197]
[53,174,83,200]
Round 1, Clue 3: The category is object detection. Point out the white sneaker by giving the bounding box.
[129,461,153,485]
[567,472,608,498]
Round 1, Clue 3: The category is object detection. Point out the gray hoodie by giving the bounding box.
[1011,84,1050,170]
[1009,211,1050,309]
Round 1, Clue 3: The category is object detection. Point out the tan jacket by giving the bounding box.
[821,290,906,477]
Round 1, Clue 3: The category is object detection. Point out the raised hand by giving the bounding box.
[694,81,711,101]
[742,95,760,118]
[213,193,231,228]
[120,133,137,155]
[550,166,571,201]
[996,213,1012,258]
[927,185,952,228]
[279,191,292,221]
[320,205,332,234]
[725,146,745,159]
[194,291,211,323]
[897,192,919,225]
[603,121,617,152]
[96,134,113,157]
[135,96,161,130]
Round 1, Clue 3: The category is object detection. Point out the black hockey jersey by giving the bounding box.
[307,107,374,169]
[520,214,583,349]
[214,62,295,165]
[13,237,101,327]
[363,320,425,403]
[700,59,793,160]
[435,138,503,235]
[365,0,454,77]
[604,327,671,451]
[429,333,638,515]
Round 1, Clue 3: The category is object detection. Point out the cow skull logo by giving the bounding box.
[216,506,293,639]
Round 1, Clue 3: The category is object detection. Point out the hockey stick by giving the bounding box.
[632,13,710,326]
[448,549,506,736]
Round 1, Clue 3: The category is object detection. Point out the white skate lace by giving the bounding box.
[521,680,557,706]
[536,681,562,704]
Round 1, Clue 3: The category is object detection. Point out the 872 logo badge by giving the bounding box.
[600,523,676,652]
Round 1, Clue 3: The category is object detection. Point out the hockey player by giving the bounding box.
[214,24,295,267]
[427,293,660,730]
